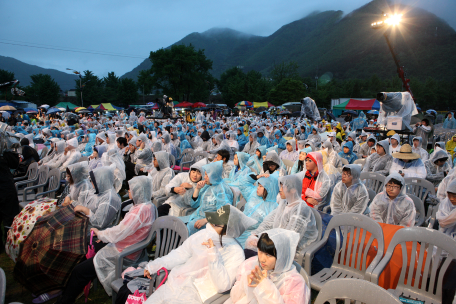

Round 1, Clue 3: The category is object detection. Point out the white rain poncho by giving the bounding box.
[389,134,402,155]
[135,147,153,175]
[162,133,177,159]
[128,112,138,124]
[322,140,342,168]
[147,151,175,198]
[89,144,109,171]
[43,141,65,166]
[362,139,393,176]
[369,173,416,227]
[263,150,286,178]
[389,158,427,179]
[187,161,234,235]
[377,92,418,131]
[225,152,253,187]
[307,128,321,145]
[94,176,156,295]
[101,149,126,193]
[425,149,450,187]
[227,131,240,151]
[77,165,121,230]
[152,141,163,153]
[67,162,91,203]
[164,159,207,217]
[246,174,318,256]
[56,138,82,170]
[279,139,299,162]
[226,229,310,304]
[411,137,429,161]
[236,174,279,247]
[144,206,256,304]
[436,179,456,242]
[437,171,456,201]
[330,164,369,215]
[358,136,377,158]
[299,151,331,210]
[300,97,320,121]
[106,133,117,151]
[96,132,107,145]
[242,132,260,156]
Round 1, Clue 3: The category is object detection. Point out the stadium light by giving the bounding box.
[371,13,402,29]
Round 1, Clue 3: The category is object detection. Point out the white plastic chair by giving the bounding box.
[341,158,349,166]
[404,177,436,222]
[19,168,60,209]
[281,158,295,174]
[16,165,49,204]
[409,194,425,227]
[296,208,323,267]
[354,158,366,168]
[360,172,386,193]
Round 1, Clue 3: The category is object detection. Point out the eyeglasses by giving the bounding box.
[386,184,401,190]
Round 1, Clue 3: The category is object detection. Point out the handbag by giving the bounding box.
[126,290,147,304]
[83,231,97,302]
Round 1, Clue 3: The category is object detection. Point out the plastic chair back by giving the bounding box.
[360,172,386,193]
[311,208,323,243]
[354,158,366,168]
[293,262,311,304]
[341,158,349,166]
[404,177,435,202]
[193,151,208,163]
[36,165,50,193]
[45,168,61,199]
[168,154,176,169]
[152,216,189,259]
[315,278,402,304]
[371,227,456,303]
[39,146,48,159]
[409,194,425,226]
[26,162,39,187]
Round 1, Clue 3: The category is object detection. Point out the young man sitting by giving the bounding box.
[214,149,233,179]
[279,139,298,162]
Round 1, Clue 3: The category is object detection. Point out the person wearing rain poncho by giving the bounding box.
[342,132,360,154]
[50,138,81,170]
[322,140,342,168]
[144,151,175,200]
[328,132,341,153]
[226,229,310,304]
[413,118,432,149]
[139,205,255,304]
[81,133,96,157]
[350,111,368,132]
[256,127,269,147]
[279,139,298,162]
[158,159,207,217]
[445,134,456,160]
[330,165,369,216]
[88,144,108,171]
[106,133,117,151]
[338,141,358,164]
[245,174,318,257]
[437,179,456,241]
[54,176,156,303]
[362,139,393,176]
[161,132,177,159]
[246,145,267,175]
[307,126,321,144]
[235,174,279,247]
[290,147,312,175]
[101,148,126,193]
[242,132,260,156]
[443,113,456,129]
[225,152,252,188]
[227,131,240,151]
[369,173,416,227]
[73,165,122,230]
[358,136,377,159]
[133,141,153,175]
[272,130,286,150]
[187,161,234,235]
[411,136,429,161]
[389,133,402,155]
[390,144,427,179]
[60,162,92,207]
[424,149,450,188]
[236,127,249,151]
[39,139,60,165]
[300,97,320,121]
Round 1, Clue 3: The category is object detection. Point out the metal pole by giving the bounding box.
[143,85,145,104]
[80,78,83,107]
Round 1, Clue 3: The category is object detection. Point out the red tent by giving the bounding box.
[192,102,206,108]
[345,99,379,110]
[175,101,193,108]
[268,102,275,108]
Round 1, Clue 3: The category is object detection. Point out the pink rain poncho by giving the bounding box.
[94,176,156,295]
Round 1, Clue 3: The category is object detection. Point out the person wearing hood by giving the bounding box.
[235,174,279,247]
[328,132,341,153]
[411,136,429,161]
[343,132,360,154]
[425,149,450,188]
[350,111,368,132]
[142,205,256,304]
[159,159,207,217]
[161,132,177,159]
[390,144,427,179]
[15,138,40,177]
[262,150,285,177]
[430,142,453,170]
[290,147,312,175]
[89,144,109,171]
[143,151,175,200]
[362,139,393,176]
[331,165,369,215]
[358,136,376,159]
[306,126,321,145]
[445,134,456,160]
[226,131,240,151]
[171,132,180,150]
[247,146,267,175]
[54,176,156,303]
[272,129,286,150]
[236,127,249,151]
[133,138,153,175]
[74,165,122,230]
[322,140,342,168]
[256,127,269,147]
[226,229,310,304]
[101,148,126,193]
[279,139,298,162]
[338,141,358,164]
[369,173,416,227]
[39,139,59,165]
[81,133,97,157]
[443,112,456,129]
[225,152,253,189]
[187,161,234,235]
[245,174,318,257]
[388,133,402,155]
[242,132,260,156]
[299,151,331,209]
[413,118,432,149]
[61,162,92,207]
[106,133,117,151]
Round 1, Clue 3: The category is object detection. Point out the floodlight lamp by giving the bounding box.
[385,14,402,26]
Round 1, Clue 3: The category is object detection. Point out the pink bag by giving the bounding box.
[126,290,147,304]
[83,231,97,302]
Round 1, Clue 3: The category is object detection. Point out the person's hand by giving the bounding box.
[307,197,318,206]
[194,218,208,229]
[180,182,193,189]
[196,181,206,189]
[61,196,72,207]
[174,187,186,195]
[248,266,268,287]
[263,155,266,161]
[90,228,99,237]
[74,205,89,215]
[362,155,367,158]
[400,173,405,177]
[144,269,151,279]
[202,238,214,248]
[140,142,145,149]
[274,142,277,146]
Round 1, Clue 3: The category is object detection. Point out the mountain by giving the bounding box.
[122,0,456,81]
[0,56,78,91]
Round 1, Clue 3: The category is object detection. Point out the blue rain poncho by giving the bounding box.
[350,112,368,131]
[187,161,234,235]
[225,152,252,187]
[246,145,266,175]
[443,112,456,129]
[338,141,358,164]
[236,127,248,151]
[236,174,279,247]
[256,127,269,147]
[290,148,312,174]
[81,133,96,157]
[272,129,287,149]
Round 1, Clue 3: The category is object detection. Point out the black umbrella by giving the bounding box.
[78,109,91,114]
[14,109,25,114]
[206,104,218,109]
[342,110,358,116]
[255,106,267,113]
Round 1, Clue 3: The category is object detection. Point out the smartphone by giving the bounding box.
[398,170,403,175]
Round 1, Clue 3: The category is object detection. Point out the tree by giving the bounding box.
[269,61,300,86]
[0,69,15,101]
[102,72,119,103]
[149,44,213,101]
[117,78,138,105]
[27,74,61,105]
[269,78,306,105]
[137,70,154,96]
[75,70,103,107]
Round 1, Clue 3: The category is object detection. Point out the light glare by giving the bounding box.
[385,14,402,26]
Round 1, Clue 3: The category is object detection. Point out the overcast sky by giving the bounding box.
[1,0,454,78]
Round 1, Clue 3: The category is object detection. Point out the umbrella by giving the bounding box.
[46,107,63,115]
[342,110,358,116]
[206,104,218,109]
[192,102,206,108]
[38,104,50,109]
[58,107,66,112]
[13,205,88,294]
[426,109,437,115]
[235,101,252,107]
[175,101,193,108]
[74,107,87,112]
[255,106,267,113]
[0,105,16,111]
[14,109,25,114]
[367,110,379,115]
[78,109,91,114]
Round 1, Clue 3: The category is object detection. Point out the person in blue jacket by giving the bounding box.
[350,111,368,132]
[81,133,97,157]
[443,112,456,129]
[256,127,270,147]
[236,127,248,151]
[272,129,286,150]
[338,141,358,164]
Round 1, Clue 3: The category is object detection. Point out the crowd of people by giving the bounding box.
[2,105,456,304]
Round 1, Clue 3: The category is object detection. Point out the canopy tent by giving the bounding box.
[175,101,193,108]
[253,102,268,108]
[55,102,79,110]
[333,99,379,111]
[96,103,117,111]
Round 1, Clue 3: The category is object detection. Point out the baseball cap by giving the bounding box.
[205,205,231,226]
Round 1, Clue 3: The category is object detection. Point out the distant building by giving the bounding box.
[67,89,77,97]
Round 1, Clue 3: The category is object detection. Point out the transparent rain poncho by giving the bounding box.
[226,229,310,304]
[362,139,393,176]
[377,92,418,131]
[225,152,253,187]
[246,174,318,256]
[147,151,175,198]
[389,157,427,179]
[81,133,97,157]
[369,173,416,227]
[443,112,456,129]
[300,97,320,121]
[135,146,153,175]
[106,133,117,151]
[96,132,107,145]
[358,136,377,158]
[437,170,456,201]
[246,145,266,175]
[164,159,207,217]
[436,179,456,242]
[242,132,260,156]
[187,161,234,235]
[227,131,240,151]
[235,174,279,247]
[42,140,65,166]
[411,136,429,161]
[279,139,298,162]
[89,144,108,171]
[162,133,177,159]
[330,164,369,215]
[58,138,82,170]
[144,205,256,304]
[290,148,312,175]
[94,176,156,295]
[67,162,91,203]
[425,149,450,187]
[77,165,121,230]
[300,151,332,210]
[101,149,126,193]
[272,130,286,150]
[389,133,402,155]
[306,127,321,145]
[322,140,342,168]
